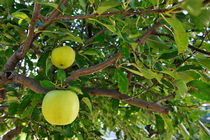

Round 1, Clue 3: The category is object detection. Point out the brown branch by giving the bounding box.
[138,23,164,45]
[65,52,122,82]
[85,88,169,114]
[155,93,176,104]
[3,2,41,72]
[36,0,69,36]
[0,72,50,93]
[0,72,169,114]
[188,45,210,56]
[2,126,23,140]
[40,9,169,22]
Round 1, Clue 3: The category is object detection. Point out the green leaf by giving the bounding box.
[174,80,188,97]
[69,86,83,95]
[165,18,189,53]
[145,36,170,51]
[191,10,210,29]
[8,102,19,115]
[79,0,86,10]
[96,0,120,14]
[188,80,210,101]
[115,69,129,93]
[46,56,52,76]
[61,33,83,43]
[40,80,55,89]
[56,70,66,81]
[82,97,92,113]
[155,114,165,133]
[82,49,100,56]
[177,65,203,71]
[198,58,210,69]
[159,51,178,59]
[11,12,30,22]
[182,0,203,16]
[120,45,130,58]
[38,2,62,14]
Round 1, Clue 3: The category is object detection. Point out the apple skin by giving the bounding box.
[42,90,79,125]
[51,46,75,69]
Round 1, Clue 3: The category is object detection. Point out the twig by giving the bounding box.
[85,88,169,114]
[39,9,170,22]
[188,45,210,56]
[155,93,176,104]
[65,52,122,82]
[155,33,210,56]
[2,126,23,140]
[138,23,164,45]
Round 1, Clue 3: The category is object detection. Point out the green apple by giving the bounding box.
[51,46,75,69]
[42,90,79,125]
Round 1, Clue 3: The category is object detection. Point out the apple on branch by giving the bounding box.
[51,46,75,69]
[42,90,80,125]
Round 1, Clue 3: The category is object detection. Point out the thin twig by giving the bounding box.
[155,93,176,104]
[39,9,170,22]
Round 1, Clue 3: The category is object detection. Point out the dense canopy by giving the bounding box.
[0,0,210,139]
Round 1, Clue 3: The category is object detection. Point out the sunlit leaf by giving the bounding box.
[165,18,189,53]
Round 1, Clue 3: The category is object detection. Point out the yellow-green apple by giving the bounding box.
[51,46,75,69]
[42,90,79,125]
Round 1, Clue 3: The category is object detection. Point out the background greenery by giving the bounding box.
[0,0,210,139]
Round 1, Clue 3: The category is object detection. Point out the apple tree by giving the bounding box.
[0,0,210,139]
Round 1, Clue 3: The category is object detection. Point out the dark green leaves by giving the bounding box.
[188,80,210,101]
[114,69,129,93]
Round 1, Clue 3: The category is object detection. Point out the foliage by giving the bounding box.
[0,0,210,139]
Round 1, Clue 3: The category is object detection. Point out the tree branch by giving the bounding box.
[65,52,122,82]
[85,88,169,114]
[155,93,176,104]
[3,2,41,72]
[0,72,50,93]
[39,9,169,22]
[0,72,169,114]
[2,126,23,140]
[138,23,164,45]
[188,45,210,56]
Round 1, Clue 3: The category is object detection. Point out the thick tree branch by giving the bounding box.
[3,2,41,72]
[39,9,169,22]
[85,88,169,114]
[0,72,50,93]
[0,72,169,114]
[65,52,121,82]
[2,126,23,140]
